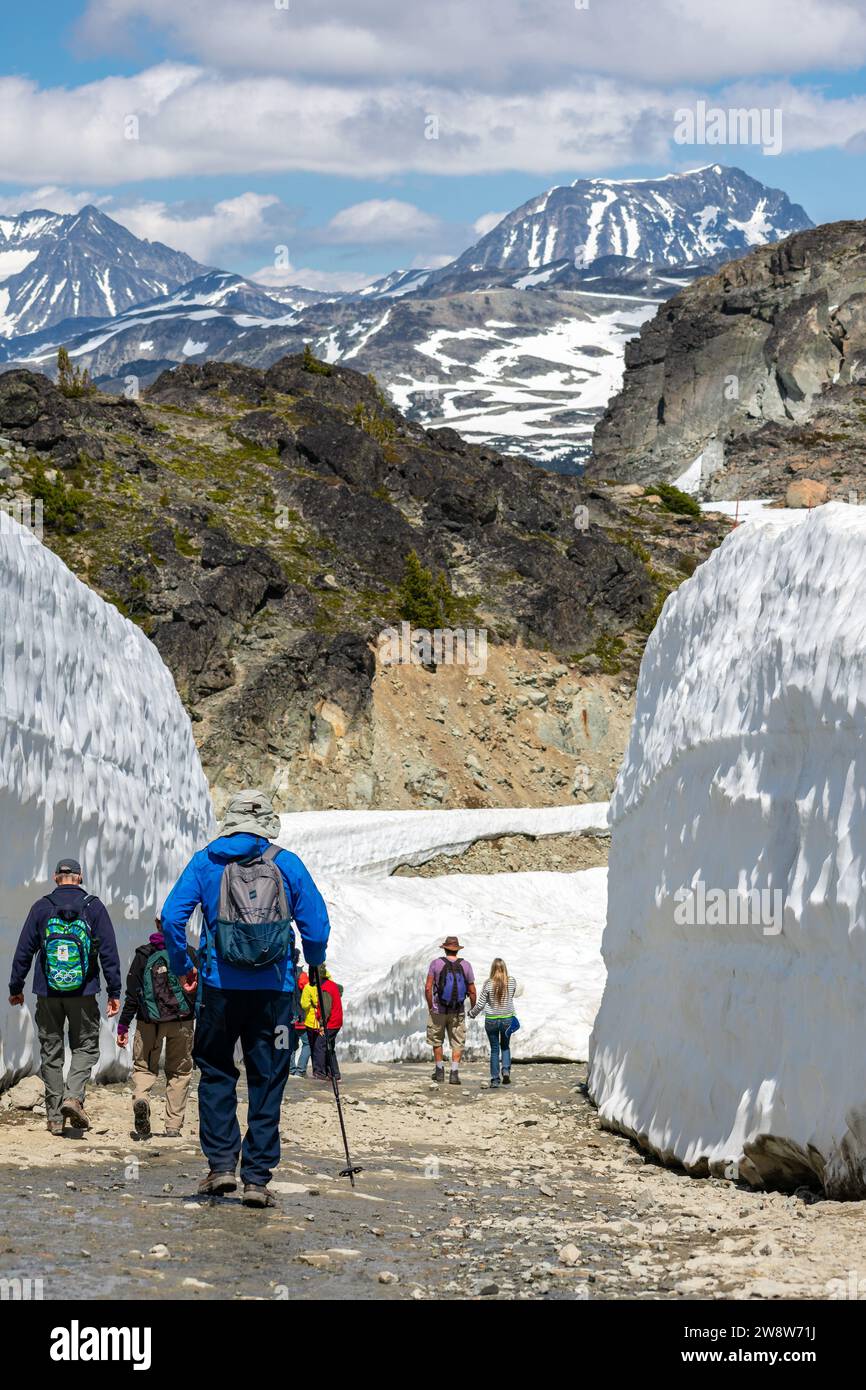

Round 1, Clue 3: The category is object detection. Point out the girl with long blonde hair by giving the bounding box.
[469,956,518,1087]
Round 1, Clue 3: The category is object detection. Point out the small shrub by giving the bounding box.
[352,401,396,445]
[651,481,701,518]
[173,527,196,557]
[302,344,332,376]
[31,467,87,533]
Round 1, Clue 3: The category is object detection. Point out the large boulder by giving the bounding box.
[588,503,866,1196]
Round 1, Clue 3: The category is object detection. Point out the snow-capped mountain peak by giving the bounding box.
[441,165,812,278]
[0,205,209,340]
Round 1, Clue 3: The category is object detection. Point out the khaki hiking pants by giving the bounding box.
[132,1018,194,1131]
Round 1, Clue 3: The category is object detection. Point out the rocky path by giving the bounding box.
[0,1063,859,1301]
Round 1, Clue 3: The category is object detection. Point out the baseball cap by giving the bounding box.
[55,857,82,875]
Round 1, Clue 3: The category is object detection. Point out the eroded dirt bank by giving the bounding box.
[0,1063,859,1301]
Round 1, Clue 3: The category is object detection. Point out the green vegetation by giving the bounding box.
[56,347,94,399]
[352,401,396,445]
[31,466,88,534]
[173,527,197,558]
[302,344,332,376]
[651,481,701,518]
[610,529,651,563]
[393,549,476,628]
[592,633,626,675]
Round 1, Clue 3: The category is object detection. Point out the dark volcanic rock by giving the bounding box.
[1,356,718,808]
[0,370,72,432]
[296,414,388,489]
[589,220,866,488]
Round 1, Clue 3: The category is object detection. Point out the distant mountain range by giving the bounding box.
[0,166,814,471]
[436,164,810,277]
[0,206,208,338]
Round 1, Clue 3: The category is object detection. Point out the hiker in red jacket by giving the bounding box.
[301,967,343,1081]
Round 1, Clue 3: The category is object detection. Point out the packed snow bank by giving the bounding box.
[320,868,607,1062]
[588,503,866,1195]
[278,803,609,879]
[276,806,610,1060]
[0,518,214,1088]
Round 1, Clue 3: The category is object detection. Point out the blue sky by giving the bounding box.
[1,0,866,290]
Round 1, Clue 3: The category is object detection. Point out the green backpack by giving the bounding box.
[42,894,96,993]
[140,949,192,1022]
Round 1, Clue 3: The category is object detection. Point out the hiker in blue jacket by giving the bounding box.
[160,789,330,1208]
[7,856,122,1134]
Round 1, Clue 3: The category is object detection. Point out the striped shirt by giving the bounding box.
[469,976,517,1020]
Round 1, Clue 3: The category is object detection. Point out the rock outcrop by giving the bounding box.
[588,220,866,494]
[0,356,728,810]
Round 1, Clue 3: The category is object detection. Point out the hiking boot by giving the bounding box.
[197,1170,237,1196]
[61,1097,90,1130]
[490,1076,501,1088]
[502,1072,512,1085]
[133,1099,152,1139]
[242,1183,276,1208]
[164,1129,182,1139]
[449,1070,461,1085]
[47,1119,63,1136]
[432,1065,445,1083]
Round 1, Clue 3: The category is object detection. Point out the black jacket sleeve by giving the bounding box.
[8,903,44,995]
[90,899,123,997]
[118,948,147,1030]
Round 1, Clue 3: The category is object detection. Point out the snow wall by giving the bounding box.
[0,517,214,1088]
[279,808,609,1061]
[588,503,866,1195]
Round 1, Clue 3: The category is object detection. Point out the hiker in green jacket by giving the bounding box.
[116,919,197,1140]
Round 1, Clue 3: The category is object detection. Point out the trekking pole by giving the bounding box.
[309,965,363,1187]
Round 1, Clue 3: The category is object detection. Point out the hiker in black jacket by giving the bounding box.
[7,856,122,1134]
[117,921,197,1140]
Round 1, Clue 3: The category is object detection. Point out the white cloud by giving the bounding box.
[250,263,372,294]
[0,186,108,215]
[411,252,454,270]
[110,191,283,262]
[77,0,866,86]
[324,199,441,245]
[1,63,866,185]
[473,210,507,238]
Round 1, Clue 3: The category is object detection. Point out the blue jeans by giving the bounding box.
[290,1031,310,1075]
[194,984,294,1186]
[486,1020,512,1078]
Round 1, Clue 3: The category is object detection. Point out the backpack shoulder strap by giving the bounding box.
[263,844,290,918]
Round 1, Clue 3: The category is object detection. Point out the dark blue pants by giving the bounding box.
[194,984,294,1186]
[308,1026,341,1080]
[486,1020,512,1078]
